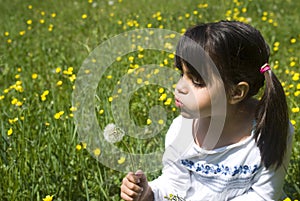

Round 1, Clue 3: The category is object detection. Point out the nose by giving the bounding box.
[175,77,188,95]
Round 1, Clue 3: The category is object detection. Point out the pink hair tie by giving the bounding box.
[260,63,271,74]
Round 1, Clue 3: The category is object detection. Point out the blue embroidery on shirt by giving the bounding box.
[181,159,259,177]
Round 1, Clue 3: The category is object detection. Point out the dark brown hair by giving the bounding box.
[175,20,289,169]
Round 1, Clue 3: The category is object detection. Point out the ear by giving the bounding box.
[228,82,249,104]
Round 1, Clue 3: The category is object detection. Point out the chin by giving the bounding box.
[179,108,210,119]
[179,110,200,119]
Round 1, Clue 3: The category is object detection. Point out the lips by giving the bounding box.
[175,97,183,107]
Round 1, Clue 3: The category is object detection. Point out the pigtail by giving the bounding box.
[254,68,289,169]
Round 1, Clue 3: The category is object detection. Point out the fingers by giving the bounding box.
[135,170,147,184]
[120,172,144,201]
[127,172,142,184]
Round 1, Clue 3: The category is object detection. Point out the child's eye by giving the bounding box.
[192,78,206,87]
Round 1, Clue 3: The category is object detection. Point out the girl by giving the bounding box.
[120,21,293,201]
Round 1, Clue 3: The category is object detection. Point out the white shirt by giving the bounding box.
[149,115,293,201]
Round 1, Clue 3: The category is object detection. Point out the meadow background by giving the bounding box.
[0,0,299,200]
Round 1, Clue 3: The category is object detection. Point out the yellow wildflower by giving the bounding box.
[32,73,38,79]
[292,74,299,81]
[19,30,26,36]
[41,90,49,101]
[93,148,101,156]
[163,59,168,65]
[26,19,32,25]
[292,107,299,113]
[137,78,143,84]
[147,119,152,125]
[76,144,82,151]
[82,14,88,19]
[9,118,18,124]
[168,53,175,59]
[70,107,77,112]
[290,38,296,44]
[118,157,126,164]
[7,128,13,136]
[158,119,164,125]
[56,80,63,86]
[11,98,18,105]
[158,88,164,93]
[54,111,64,119]
[54,113,60,119]
[128,56,134,62]
[290,61,296,67]
[159,93,167,101]
[290,120,296,126]
[164,98,172,105]
[42,90,49,96]
[16,101,23,107]
[43,195,53,201]
[48,24,53,32]
[55,67,61,73]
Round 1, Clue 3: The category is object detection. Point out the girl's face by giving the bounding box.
[174,64,215,119]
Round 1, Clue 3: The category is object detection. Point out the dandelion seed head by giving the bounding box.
[103,123,125,143]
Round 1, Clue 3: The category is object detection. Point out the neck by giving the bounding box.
[194,98,257,149]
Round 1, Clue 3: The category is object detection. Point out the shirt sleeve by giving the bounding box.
[230,124,294,201]
[149,151,191,200]
[149,116,193,200]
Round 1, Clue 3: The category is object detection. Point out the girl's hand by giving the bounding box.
[120,170,154,201]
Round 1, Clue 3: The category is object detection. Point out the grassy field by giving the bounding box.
[0,0,299,200]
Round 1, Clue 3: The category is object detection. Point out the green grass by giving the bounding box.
[0,0,299,200]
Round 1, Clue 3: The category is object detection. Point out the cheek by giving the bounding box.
[186,89,211,108]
